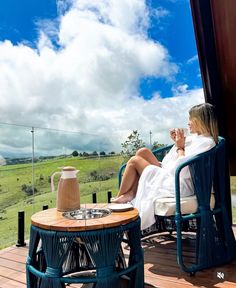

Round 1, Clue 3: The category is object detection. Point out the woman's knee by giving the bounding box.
[127,155,140,167]
[128,155,137,164]
[136,147,151,157]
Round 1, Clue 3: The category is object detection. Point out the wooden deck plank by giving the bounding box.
[0,279,26,288]
[144,262,236,287]
[0,226,235,287]
[142,228,236,287]
[0,258,25,272]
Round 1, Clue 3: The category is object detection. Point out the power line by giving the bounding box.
[0,121,98,136]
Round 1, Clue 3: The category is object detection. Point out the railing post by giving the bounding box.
[92,192,97,203]
[16,211,26,247]
[107,191,112,203]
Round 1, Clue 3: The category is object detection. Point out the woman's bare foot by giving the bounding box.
[110,193,134,203]
[110,197,118,202]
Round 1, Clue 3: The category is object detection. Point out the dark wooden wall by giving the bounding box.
[190,0,236,175]
[190,0,236,224]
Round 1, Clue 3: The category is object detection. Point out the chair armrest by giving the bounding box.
[174,158,196,216]
[174,145,217,216]
[152,144,173,161]
[118,163,127,188]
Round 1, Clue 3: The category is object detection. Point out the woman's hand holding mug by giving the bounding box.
[170,128,187,149]
[175,128,186,150]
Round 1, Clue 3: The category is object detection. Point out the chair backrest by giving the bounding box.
[173,137,236,272]
[174,137,231,217]
[212,137,232,223]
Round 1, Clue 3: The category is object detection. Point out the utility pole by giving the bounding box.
[149,130,152,148]
[31,127,35,198]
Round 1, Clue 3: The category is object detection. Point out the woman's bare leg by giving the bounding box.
[136,147,161,167]
[111,155,150,203]
[112,148,160,203]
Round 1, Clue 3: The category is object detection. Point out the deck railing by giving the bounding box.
[0,122,127,249]
[15,191,113,247]
[0,122,235,249]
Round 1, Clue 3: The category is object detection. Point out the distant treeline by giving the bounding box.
[5,151,117,165]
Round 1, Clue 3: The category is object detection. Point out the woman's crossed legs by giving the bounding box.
[111,148,161,203]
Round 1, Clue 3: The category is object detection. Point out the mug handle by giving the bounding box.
[51,171,62,192]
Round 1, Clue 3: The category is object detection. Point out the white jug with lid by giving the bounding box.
[51,166,80,211]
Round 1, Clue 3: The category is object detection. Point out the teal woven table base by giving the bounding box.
[26,217,144,288]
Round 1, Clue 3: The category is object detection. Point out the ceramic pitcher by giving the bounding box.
[51,166,80,211]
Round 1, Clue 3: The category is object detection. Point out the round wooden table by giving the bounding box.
[26,204,144,288]
[31,203,139,231]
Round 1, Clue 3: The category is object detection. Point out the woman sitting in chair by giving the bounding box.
[111,103,219,230]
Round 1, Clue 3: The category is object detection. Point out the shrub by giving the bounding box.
[88,170,111,182]
[21,184,38,196]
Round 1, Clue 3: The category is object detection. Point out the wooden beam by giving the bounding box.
[190,0,235,224]
[190,0,236,175]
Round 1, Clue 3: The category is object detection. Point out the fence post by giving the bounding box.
[107,191,112,203]
[16,211,26,247]
[92,192,97,203]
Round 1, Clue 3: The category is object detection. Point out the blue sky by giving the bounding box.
[0,0,57,44]
[0,0,201,99]
[0,0,204,154]
[142,0,202,99]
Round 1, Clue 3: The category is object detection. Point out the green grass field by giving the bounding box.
[0,155,123,248]
[0,155,123,210]
[0,157,236,249]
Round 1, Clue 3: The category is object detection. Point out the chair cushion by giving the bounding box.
[154,194,215,216]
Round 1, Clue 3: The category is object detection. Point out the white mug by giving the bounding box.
[170,128,188,137]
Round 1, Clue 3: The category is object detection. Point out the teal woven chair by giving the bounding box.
[118,137,236,274]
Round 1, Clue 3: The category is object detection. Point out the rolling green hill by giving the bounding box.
[0,155,123,248]
[0,156,236,249]
[0,155,123,210]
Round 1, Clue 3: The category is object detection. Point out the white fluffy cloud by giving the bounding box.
[0,0,204,156]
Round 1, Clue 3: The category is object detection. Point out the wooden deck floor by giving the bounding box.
[0,226,236,288]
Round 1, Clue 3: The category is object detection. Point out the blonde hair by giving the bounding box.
[189,103,219,143]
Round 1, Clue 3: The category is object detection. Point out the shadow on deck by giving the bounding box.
[0,226,236,288]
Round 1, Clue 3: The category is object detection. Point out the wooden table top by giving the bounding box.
[31,203,139,232]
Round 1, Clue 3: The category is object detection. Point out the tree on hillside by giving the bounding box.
[121,130,145,157]
[72,150,79,157]
[91,151,98,156]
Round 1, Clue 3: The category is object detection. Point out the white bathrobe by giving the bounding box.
[132,134,216,230]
